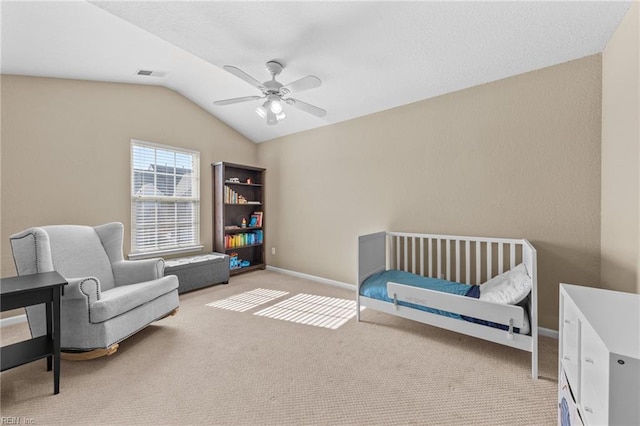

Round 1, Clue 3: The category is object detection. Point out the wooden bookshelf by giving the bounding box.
[212,162,266,276]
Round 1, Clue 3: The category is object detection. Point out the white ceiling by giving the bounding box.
[1,1,631,143]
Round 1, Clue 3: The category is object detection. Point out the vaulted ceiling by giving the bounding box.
[1,1,631,143]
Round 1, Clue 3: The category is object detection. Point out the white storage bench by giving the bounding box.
[164,253,229,294]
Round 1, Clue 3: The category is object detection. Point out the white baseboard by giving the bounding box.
[265,265,355,291]
[0,314,27,328]
[538,326,558,339]
[265,265,559,338]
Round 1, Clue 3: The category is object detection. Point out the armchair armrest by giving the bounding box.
[112,259,164,286]
[62,277,101,305]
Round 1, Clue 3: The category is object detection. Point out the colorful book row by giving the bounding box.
[225,230,263,249]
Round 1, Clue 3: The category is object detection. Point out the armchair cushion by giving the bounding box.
[91,275,178,323]
[45,225,116,290]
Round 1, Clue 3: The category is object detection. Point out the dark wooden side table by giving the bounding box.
[1,271,67,394]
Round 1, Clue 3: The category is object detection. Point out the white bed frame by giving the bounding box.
[357,231,538,379]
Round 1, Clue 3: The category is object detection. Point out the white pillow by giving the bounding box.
[479,263,532,304]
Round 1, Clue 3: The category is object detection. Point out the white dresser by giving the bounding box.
[558,284,640,426]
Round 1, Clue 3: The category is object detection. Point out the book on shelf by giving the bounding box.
[224,185,249,204]
[225,185,237,204]
[250,211,263,228]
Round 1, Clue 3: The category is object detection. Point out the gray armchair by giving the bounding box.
[10,222,179,358]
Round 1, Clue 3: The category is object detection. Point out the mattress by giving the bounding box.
[360,270,530,335]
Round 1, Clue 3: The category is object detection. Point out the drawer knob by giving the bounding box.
[584,406,593,414]
[563,356,571,361]
[584,357,594,364]
[564,319,571,324]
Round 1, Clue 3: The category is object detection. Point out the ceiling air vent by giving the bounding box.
[136,69,167,77]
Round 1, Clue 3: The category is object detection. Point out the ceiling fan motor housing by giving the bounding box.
[265,60,283,76]
[264,61,284,95]
[263,79,283,94]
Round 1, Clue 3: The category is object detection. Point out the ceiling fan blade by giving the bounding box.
[282,75,321,94]
[214,95,263,106]
[286,98,327,118]
[223,65,266,90]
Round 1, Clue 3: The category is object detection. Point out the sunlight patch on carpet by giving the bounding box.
[253,293,362,329]
[206,288,289,312]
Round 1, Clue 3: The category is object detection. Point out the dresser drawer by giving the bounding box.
[581,396,607,426]
[559,368,583,426]
[580,321,609,420]
[561,296,581,388]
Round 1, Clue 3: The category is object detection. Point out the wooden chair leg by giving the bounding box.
[61,343,119,361]
[154,307,179,321]
[156,307,180,321]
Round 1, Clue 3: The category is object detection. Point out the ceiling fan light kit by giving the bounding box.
[214,60,326,125]
[267,94,283,114]
[256,102,268,118]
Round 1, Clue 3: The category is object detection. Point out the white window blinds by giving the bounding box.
[130,140,200,257]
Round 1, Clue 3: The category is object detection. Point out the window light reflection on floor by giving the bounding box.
[253,293,363,330]
[206,288,289,312]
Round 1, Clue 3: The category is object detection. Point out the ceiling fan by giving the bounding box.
[214,60,326,125]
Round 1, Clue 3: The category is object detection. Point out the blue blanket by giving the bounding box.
[359,270,471,320]
[360,270,521,332]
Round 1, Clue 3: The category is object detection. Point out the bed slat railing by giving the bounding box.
[388,282,526,328]
[445,240,450,281]
[437,239,442,279]
[476,241,482,284]
[386,232,532,286]
[465,242,471,285]
[455,240,461,283]
[428,238,433,278]
[404,237,408,272]
[486,243,492,282]
[412,237,417,274]
[420,238,425,276]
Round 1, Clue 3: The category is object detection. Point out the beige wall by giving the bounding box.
[259,56,603,329]
[3,38,632,330]
[0,75,257,278]
[601,2,640,294]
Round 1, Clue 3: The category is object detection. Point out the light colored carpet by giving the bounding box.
[0,270,558,425]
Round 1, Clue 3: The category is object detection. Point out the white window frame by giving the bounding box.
[129,139,202,259]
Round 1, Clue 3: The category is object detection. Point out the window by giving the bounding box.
[130,140,201,258]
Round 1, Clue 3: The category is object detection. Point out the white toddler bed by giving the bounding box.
[357,231,538,379]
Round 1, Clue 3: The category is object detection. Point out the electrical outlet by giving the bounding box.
[271,247,276,255]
